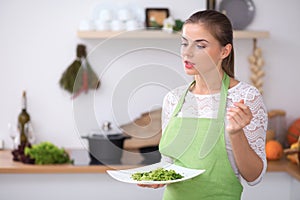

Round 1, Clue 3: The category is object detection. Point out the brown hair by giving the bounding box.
[185,10,234,78]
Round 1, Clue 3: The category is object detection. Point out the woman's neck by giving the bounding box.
[192,70,224,95]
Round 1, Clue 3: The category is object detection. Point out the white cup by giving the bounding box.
[95,20,110,31]
[99,9,112,22]
[111,20,125,31]
[126,19,138,31]
[118,8,132,21]
[79,20,94,31]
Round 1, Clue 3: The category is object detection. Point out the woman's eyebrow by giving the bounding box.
[194,39,209,43]
[181,36,188,41]
[181,35,208,43]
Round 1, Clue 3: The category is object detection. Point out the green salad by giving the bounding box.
[131,168,184,181]
[24,141,73,165]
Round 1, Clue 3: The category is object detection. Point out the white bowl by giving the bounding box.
[111,20,125,31]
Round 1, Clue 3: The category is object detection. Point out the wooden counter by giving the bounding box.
[1,149,299,181]
[0,149,138,174]
[267,158,300,181]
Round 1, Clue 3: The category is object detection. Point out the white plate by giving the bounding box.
[106,162,205,184]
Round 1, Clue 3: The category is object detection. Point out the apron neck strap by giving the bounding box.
[172,73,230,118]
[218,73,230,119]
[171,81,195,117]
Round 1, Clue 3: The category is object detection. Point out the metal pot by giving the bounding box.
[82,134,130,165]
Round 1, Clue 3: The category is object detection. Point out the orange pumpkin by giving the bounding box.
[287,118,300,145]
[266,140,283,160]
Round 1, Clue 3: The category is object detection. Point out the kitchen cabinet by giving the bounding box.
[0,150,299,200]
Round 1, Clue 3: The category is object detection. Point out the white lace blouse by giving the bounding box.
[161,81,268,186]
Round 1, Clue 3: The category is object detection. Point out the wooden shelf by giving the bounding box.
[233,30,270,39]
[77,30,270,40]
[77,30,180,39]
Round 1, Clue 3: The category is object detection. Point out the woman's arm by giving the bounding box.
[228,125,264,182]
[138,91,177,189]
[226,88,267,183]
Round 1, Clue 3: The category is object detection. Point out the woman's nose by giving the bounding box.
[181,45,193,58]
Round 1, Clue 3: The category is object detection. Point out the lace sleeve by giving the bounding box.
[160,90,181,164]
[244,86,268,185]
[161,90,180,132]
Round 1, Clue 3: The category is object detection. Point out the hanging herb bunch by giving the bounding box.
[59,44,100,99]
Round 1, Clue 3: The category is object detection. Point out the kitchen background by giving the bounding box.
[0,0,299,150]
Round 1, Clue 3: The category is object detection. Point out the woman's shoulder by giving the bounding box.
[164,85,188,102]
[229,81,261,94]
[228,81,264,104]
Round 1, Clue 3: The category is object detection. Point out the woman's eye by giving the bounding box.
[180,43,188,47]
[196,45,205,49]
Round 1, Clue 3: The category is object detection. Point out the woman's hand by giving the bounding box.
[137,184,166,189]
[226,99,253,135]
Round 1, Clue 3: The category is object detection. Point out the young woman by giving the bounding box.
[139,10,267,200]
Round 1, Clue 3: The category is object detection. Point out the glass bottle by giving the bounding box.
[18,91,30,146]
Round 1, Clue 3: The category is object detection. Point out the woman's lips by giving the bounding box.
[184,61,194,69]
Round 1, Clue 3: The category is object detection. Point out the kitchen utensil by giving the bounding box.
[82,133,130,165]
[24,122,35,144]
[126,20,139,31]
[110,20,125,31]
[118,8,132,21]
[94,19,110,31]
[207,0,216,10]
[102,121,112,132]
[219,0,255,30]
[79,20,94,31]
[139,146,161,165]
[8,122,18,149]
[98,8,113,22]
[268,110,288,147]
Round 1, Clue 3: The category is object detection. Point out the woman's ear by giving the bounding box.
[221,43,232,59]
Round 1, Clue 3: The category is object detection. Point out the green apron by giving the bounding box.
[159,74,243,200]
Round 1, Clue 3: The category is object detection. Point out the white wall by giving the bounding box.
[233,0,300,125]
[0,0,299,149]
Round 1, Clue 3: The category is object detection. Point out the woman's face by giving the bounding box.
[180,23,227,76]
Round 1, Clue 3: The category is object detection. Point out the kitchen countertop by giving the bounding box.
[0,149,299,181]
[0,149,140,173]
[267,158,300,181]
